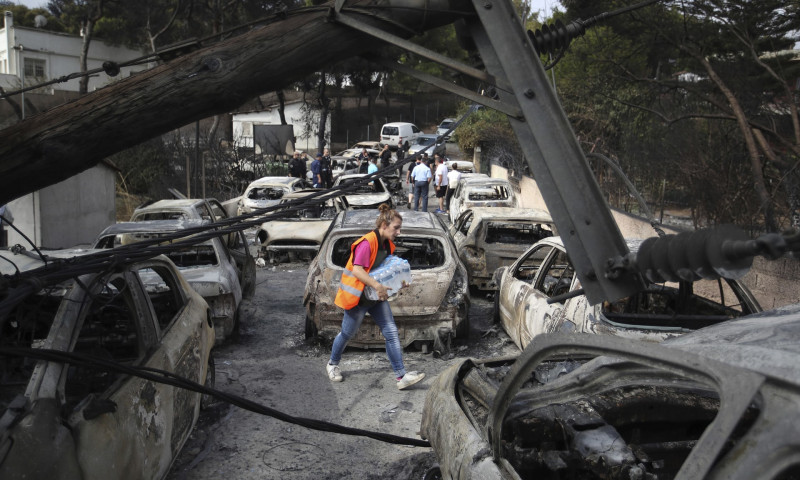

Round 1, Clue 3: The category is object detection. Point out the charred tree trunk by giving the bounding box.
[0,0,461,205]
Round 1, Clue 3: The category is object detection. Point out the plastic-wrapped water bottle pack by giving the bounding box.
[363,255,412,300]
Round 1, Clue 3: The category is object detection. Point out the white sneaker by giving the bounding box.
[327,363,343,382]
[397,371,425,390]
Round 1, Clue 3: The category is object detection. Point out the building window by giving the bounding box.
[242,121,253,137]
[24,57,46,78]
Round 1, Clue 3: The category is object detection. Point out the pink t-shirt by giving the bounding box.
[353,239,372,267]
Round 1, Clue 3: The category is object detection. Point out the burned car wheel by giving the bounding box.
[201,352,217,410]
[422,465,442,480]
[304,304,318,339]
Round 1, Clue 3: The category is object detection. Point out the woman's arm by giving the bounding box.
[352,265,389,300]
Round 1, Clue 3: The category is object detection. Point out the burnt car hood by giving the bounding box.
[260,219,331,246]
[422,309,800,480]
[343,193,391,207]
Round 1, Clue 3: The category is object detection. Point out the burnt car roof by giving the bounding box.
[336,210,440,231]
[464,206,553,223]
[98,219,210,235]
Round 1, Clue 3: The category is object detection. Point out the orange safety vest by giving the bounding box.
[334,230,396,310]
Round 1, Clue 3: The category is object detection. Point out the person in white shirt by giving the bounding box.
[410,157,433,211]
[433,154,449,214]
[446,162,461,212]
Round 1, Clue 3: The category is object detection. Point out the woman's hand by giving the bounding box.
[374,283,390,301]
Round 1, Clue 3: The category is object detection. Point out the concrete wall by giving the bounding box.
[7,164,116,249]
[490,164,800,310]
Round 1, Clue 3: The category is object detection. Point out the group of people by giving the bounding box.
[405,153,461,214]
[288,149,334,189]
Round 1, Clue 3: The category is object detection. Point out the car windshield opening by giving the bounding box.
[249,187,286,200]
[468,186,510,201]
[601,278,752,329]
[1,288,64,414]
[134,211,189,221]
[485,222,554,244]
[331,236,445,269]
[164,244,219,267]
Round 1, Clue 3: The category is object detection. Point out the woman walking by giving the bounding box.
[326,204,425,390]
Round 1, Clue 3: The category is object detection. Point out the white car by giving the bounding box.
[407,134,446,158]
[493,236,762,351]
[436,117,456,141]
[237,176,305,215]
[94,219,256,344]
[380,122,421,150]
[448,176,517,223]
[333,173,394,210]
[445,160,475,173]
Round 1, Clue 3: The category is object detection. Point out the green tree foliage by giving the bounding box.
[552,0,800,232]
[0,2,63,31]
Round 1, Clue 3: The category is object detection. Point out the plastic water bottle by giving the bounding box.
[363,255,412,300]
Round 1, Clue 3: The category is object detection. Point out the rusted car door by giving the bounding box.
[498,244,555,349]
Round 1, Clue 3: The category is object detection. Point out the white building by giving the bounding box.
[0,11,142,248]
[232,99,331,155]
[0,10,148,95]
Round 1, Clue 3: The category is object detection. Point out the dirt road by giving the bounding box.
[167,259,518,480]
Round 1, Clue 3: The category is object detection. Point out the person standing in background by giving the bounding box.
[433,155,449,214]
[321,148,333,188]
[446,163,461,213]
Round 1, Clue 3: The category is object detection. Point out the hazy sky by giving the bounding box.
[11,0,561,18]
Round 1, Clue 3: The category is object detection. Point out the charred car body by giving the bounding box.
[333,174,394,210]
[421,309,800,480]
[448,177,518,223]
[303,210,469,351]
[0,249,214,480]
[237,176,305,216]
[94,220,255,344]
[449,207,555,291]
[493,237,761,350]
[130,198,229,222]
[255,189,349,263]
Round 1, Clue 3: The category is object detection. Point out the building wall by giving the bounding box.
[1,12,147,93]
[7,164,116,249]
[490,164,800,310]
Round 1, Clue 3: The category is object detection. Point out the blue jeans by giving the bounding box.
[413,181,429,212]
[329,300,406,378]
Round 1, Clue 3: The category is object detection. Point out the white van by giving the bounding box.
[380,122,421,150]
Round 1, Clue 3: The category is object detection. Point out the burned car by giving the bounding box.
[303,210,469,351]
[449,207,555,291]
[333,173,394,210]
[255,189,349,263]
[0,249,214,480]
[493,236,761,350]
[130,198,228,222]
[237,176,305,216]
[94,220,255,344]
[421,309,800,480]
[448,177,518,223]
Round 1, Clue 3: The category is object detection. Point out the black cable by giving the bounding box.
[0,346,431,448]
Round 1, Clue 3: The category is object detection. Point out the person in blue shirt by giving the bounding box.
[409,157,433,211]
[311,153,323,188]
[367,157,379,175]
